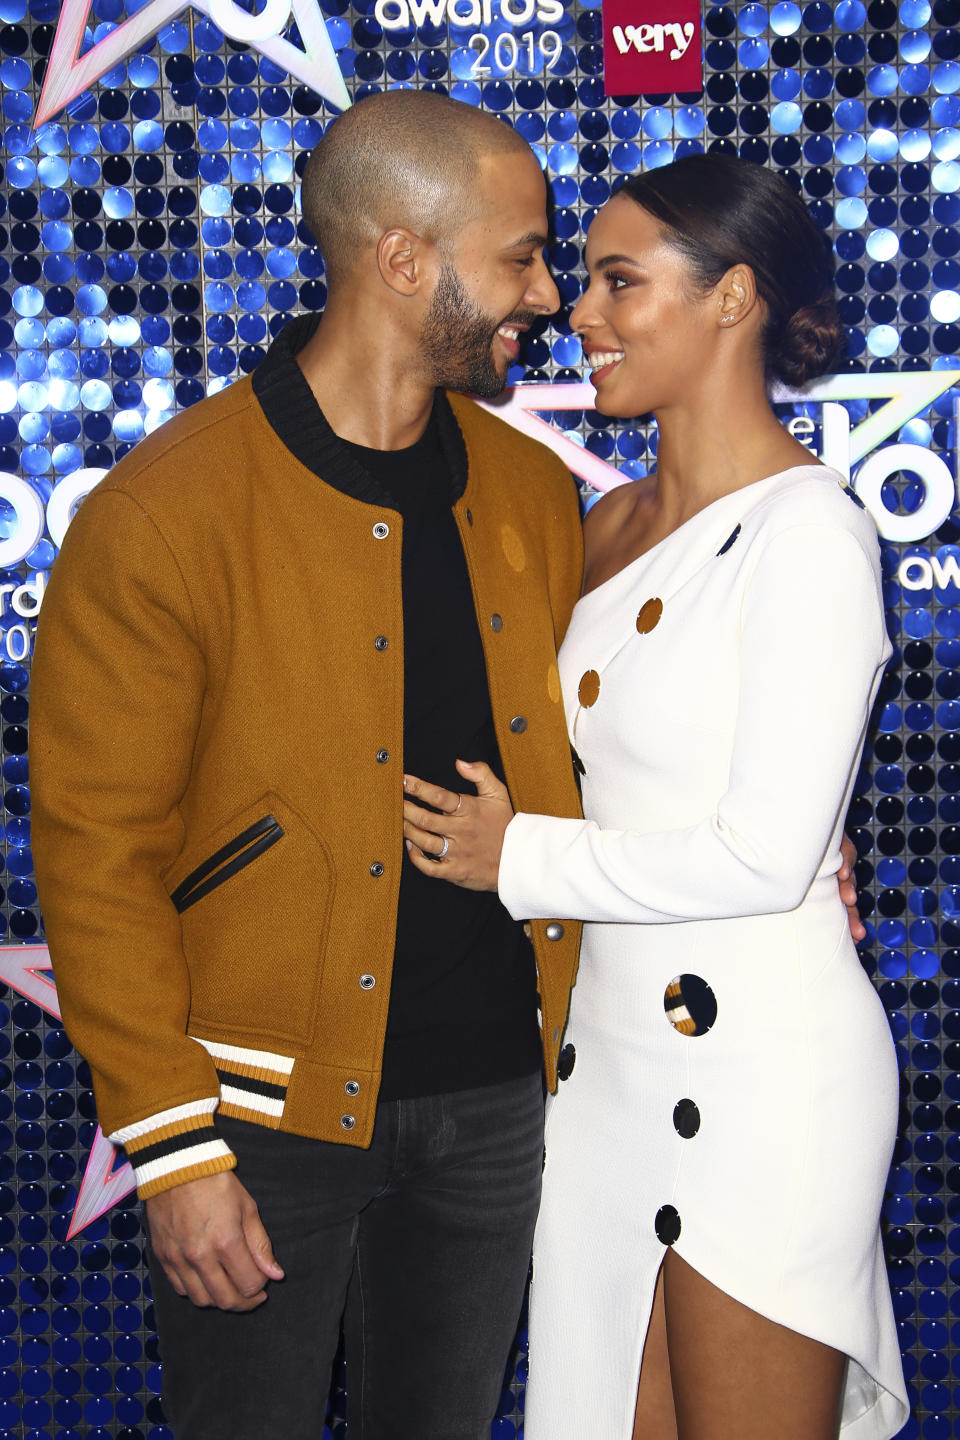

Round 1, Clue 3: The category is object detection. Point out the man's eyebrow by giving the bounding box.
[505,230,549,249]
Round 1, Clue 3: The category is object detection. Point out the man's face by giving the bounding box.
[419,150,560,398]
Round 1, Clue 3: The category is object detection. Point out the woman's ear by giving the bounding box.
[716,263,759,329]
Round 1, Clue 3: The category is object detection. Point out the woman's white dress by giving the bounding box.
[498,465,909,1439]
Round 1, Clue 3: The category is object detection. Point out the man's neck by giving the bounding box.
[294,305,438,452]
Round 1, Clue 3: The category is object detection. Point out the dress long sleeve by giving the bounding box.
[499,519,889,925]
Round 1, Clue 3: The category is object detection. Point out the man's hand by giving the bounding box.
[839,832,865,943]
[146,1171,284,1311]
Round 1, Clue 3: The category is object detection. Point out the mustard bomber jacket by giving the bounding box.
[31,364,585,1199]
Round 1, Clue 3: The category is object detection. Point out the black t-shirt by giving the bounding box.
[339,411,541,1099]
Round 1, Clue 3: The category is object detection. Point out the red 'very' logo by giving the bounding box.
[601,0,704,97]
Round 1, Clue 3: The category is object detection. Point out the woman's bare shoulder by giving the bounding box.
[583,476,655,547]
[581,475,659,589]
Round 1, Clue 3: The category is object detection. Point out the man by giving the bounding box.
[31,92,584,1439]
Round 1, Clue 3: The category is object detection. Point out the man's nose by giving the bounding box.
[526,251,561,315]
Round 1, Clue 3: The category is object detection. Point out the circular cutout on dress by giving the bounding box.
[578,670,601,707]
[673,1098,701,1138]
[716,523,741,556]
[655,1204,682,1246]
[663,974,718,1036]
[636,597,663,634]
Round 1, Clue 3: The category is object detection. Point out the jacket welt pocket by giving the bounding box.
[171,815,284,913]
[167,792,335,1048]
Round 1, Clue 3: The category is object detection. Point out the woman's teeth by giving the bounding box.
[588,351,625,370]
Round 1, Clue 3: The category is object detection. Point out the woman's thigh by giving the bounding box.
[662,1250,845,1440]
[632,1264,678,1440]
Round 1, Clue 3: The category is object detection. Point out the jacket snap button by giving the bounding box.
[376,749,389,764]
[369,861,384,877]
[374,635,389,651]
[359,974,376,989]
[491,614,503,632]
[557,1043,576,1081]
[341,1114,356,1130]
[372,522,390,539]
[466,508,473,525]
[509,715,527,734]
[345,1080,360,1096]
[545,922,564,941]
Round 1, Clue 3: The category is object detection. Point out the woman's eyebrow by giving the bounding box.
[589,252,644,269]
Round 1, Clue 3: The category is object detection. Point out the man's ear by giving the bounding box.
[377,228,430,296]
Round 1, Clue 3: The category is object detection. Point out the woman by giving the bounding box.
[402,155,908,1439]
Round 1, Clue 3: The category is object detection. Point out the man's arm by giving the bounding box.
[31,484,285,1306]
[31,485,223,1170]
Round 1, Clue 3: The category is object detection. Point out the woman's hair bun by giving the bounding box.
[769,300,846,389]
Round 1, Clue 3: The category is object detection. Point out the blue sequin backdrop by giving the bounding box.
[0,0,957,1434]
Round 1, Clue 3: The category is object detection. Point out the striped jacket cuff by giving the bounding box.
[108,1098,236,1200]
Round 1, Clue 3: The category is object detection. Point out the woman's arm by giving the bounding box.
[499,521,888,923]
[404,520,886,924]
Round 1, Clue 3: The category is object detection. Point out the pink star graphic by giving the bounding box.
[0,944,136,1236]
[481,382,628,494]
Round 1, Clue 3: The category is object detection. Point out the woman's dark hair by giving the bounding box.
[619,156,844,387]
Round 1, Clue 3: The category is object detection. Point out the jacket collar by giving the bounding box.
[251,312,469,509]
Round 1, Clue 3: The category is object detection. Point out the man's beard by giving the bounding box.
[419,261,534,399]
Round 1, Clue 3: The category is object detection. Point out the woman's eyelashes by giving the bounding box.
[585,264,639,293]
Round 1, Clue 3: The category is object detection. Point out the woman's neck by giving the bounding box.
[649,377,819,532]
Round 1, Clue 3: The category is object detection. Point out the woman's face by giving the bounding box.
[571,195,720,418]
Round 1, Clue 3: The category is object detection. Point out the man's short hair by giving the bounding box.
[301,92,533,287]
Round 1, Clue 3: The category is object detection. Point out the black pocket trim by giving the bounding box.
[171,815,285,914]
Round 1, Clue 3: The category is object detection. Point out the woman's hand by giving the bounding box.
[838,831,865,943]
[402,759,514,892]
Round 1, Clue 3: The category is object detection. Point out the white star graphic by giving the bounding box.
[35,0,350,126]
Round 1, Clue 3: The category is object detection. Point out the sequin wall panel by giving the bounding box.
[0,0,956,1434]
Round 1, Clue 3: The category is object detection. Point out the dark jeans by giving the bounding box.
[146,1072,544,1440]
